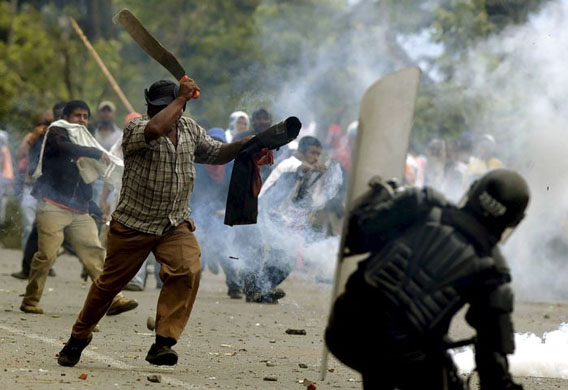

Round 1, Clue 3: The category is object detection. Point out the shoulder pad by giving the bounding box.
[423,186,450,208]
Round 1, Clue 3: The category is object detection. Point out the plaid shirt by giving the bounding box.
[113,115,221,235]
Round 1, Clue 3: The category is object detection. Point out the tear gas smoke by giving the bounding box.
[448,0,568,301]
[226,157,344,291]
[226,0,568,300]
[222,1,424,290]
[452,323,568,379]
[242,0,568,302]
[192,151,345,293]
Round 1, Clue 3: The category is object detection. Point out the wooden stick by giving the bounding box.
[70,17,135,113]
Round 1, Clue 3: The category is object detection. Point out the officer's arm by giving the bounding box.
[466,284,523,390]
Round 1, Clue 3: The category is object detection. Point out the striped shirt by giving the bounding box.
[113,115,221,235]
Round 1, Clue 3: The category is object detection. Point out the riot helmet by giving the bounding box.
[459,169,530,242]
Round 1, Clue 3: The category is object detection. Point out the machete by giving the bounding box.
[112,8,199,99]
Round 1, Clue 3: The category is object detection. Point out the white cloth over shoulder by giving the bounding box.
[259,155,302,198]
[33,119,124,190]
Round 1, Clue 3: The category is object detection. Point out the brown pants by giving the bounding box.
[72,220,201,340]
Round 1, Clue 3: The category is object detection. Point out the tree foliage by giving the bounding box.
[0,0,553,149]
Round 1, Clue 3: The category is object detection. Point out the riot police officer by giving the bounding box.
[325,169,528,390]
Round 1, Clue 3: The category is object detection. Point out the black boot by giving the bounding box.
[57,335,92,367]
[146,335,178,366]
[227,287,243,299]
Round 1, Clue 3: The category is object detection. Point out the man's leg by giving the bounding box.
[64,213,106,280]
[264,248,294,290]
[70,220,152,340]
[218,256,242,298]
[59,221,152,368]
[20,185,37,251]
[21,202,70,312]
[65,213,138,313]
[151,253,163,288]
[124,258,148,291]
[11,223,38,279]
[148,222,201,365]
[22,225,38,275]
[244,247,291,303]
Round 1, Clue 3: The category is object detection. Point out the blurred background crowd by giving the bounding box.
[2,0,568,301]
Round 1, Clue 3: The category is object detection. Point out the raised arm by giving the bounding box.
[144,77,199,143]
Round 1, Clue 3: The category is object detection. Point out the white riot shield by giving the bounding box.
[320,67,421,379]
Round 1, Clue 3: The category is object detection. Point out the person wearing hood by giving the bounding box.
[192,127,243,299]
[20,100,138,316]
[225,111,249,143]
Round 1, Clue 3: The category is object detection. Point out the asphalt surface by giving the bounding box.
[1,248,567,389]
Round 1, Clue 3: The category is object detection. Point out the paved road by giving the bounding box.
[1,248,567,389]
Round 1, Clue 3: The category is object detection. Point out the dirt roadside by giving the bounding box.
[1,248,567,389]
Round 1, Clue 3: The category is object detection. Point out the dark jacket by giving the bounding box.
[32,126,102,212]
[225,118,301,225]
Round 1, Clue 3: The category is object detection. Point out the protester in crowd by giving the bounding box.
[16,110,54,249]
[234,108,279,179]
[98,111,143,241]
[11,103,66,280]
[92,101,123,205]
[239,136,329,303]
[405,145,426,187]
[458,130,474,166]
[234,108,272,140]
[0,130,14,225]
[441,139,466,202]
[463,133,504,187]
[225,111,249,143]
[424,138,446,189]
[57,78,253,368]
[192,127,242,298]
[94,101,122,151]
[20,100,137,316]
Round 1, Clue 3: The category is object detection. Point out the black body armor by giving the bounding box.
[326,178,523,390]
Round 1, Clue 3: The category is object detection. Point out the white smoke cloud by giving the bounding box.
[213,0,568,302]
[453,323,568,379]
[451,0,568,301]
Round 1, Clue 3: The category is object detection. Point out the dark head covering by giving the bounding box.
[144,80,179,106]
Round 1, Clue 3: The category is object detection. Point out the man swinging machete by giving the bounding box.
[57,9,301,367]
